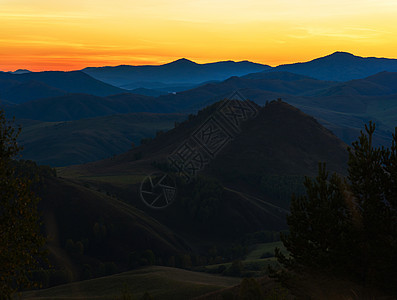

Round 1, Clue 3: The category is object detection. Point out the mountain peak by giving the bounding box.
[166,58,197,66]
[320,52,359,61]
[10,69,32,74]
[329,51,355,57]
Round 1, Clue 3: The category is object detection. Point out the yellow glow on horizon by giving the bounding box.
[1,0,397,71]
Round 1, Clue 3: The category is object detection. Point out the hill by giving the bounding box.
[17,113,186,166]
[122,81,200,92]
[152,71,336,112]
[0,79,66,104]
[312,71,397,96]
[264,51,397,81]
[14,99,349,296]
[0,71,126,103]
[9,69,32,74]
[6,70,397,167]
[206,100,348,179]
[6,93,168,121]
[82,59,270,88]
[150,70,396,147]
[60,100,348,245]
[22,266,241,300]
[61,99,348,178]
[35,173,192,283]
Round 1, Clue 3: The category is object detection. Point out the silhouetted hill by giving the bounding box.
[18,113,186,166]
[242,71,319,81]
[9,69,31,74]
[266,52,397,81]
[6,69,397,163]
[129,87,168,97]
[312,71,397,96]
[64,99,347,208]
[206,100,347,180]
[0,71,126,102]
[38,175,190,281]
[0,79,66,103]
[123,81,200,93]
[150,71,397,147]
[82,59,270,87]
[56,100,347,256]
[7,93,168,121]
[154,71,336,112]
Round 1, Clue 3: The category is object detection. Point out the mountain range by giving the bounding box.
[3,51,396,298]
[1,51,397,167]
[82,59,270,89]
[81,52,397,90]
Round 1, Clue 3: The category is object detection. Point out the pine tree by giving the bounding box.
[346,122,397,289]
[276,163,352,273]
[276,122,397,293]
[0,110,46,299]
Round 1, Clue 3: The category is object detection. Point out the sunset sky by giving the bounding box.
[1,0,397,71]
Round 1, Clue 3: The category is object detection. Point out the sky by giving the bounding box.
[1,0,397,71]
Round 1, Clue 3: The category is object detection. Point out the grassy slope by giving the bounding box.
[56,101,349,250]
[245,241,285,260]
[39,176,191,280]
[62,100,348,179]
[17,113,186,166]
[21,266,241,300]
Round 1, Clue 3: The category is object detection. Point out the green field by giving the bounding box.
[21,266,241,300]
[199,241,288,278]
[245,241,286,260]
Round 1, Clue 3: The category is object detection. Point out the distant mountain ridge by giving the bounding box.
[265,52,397,81]
[80,52,397,91]
[9,69,31,74]
[82,59,271,88]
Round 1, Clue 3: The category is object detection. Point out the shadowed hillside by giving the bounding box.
[59,100,348,250]
[17,113,187,166]
[37,175,191,283]
[0,71,126,102]
[70,100,347,180]
[6,93,169,121]
[206,100,347,181]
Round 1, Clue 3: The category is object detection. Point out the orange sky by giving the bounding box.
[1,0,397,71]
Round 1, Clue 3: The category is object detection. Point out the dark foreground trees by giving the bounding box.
[277,122,397,294]
[0,110,46,299]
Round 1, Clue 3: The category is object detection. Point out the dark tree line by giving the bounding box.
[0,110,46,299]
[277,122,397,294]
